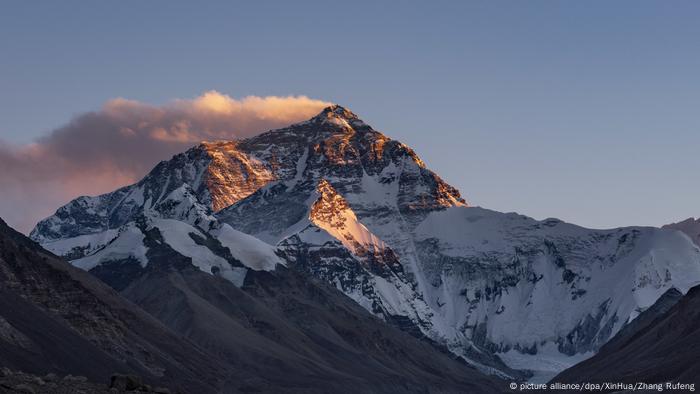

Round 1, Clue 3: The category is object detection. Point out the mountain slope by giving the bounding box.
[119,261,506,393]
[554,285,700,387]
[663,217,700,246]
[96,212,507,392]
[0,217,224,393]
[21,185,507,391]
[31,105,700,379]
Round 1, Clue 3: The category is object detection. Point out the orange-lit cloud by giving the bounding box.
[0,91,332,234]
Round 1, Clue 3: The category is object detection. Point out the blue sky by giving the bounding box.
[1,1,700,229]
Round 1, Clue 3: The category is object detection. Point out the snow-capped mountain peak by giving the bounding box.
[30,105,700,381]
[307,104,364,127]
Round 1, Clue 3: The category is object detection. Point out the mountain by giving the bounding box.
[553,285,700,388]
[0,217,224,393]
[31,105,700,380]
[4,216,506,393]
[663,217,700,246]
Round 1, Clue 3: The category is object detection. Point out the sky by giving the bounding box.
[1,1,700,233]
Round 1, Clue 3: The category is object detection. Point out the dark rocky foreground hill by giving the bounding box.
[553,285,700,388]
[0,368,173,393]
[0,218,223,393]
[0,217,506,393]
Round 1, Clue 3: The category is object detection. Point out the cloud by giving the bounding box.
[0,91,332,234]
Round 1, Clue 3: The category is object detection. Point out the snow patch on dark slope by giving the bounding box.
[31,105,700,380]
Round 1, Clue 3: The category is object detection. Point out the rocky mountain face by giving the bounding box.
[31,105,700,380]
[554,285,700,388]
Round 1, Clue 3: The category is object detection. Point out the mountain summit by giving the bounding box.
[31,106,700,380]
[311,104,362,121]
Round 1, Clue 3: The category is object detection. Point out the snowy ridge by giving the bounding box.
[277,187,436,335]
[34,176,283,288]
[309,179,389,257]
[71,222,148,270]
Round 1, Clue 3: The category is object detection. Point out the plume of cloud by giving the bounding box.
[0,91,332,234]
